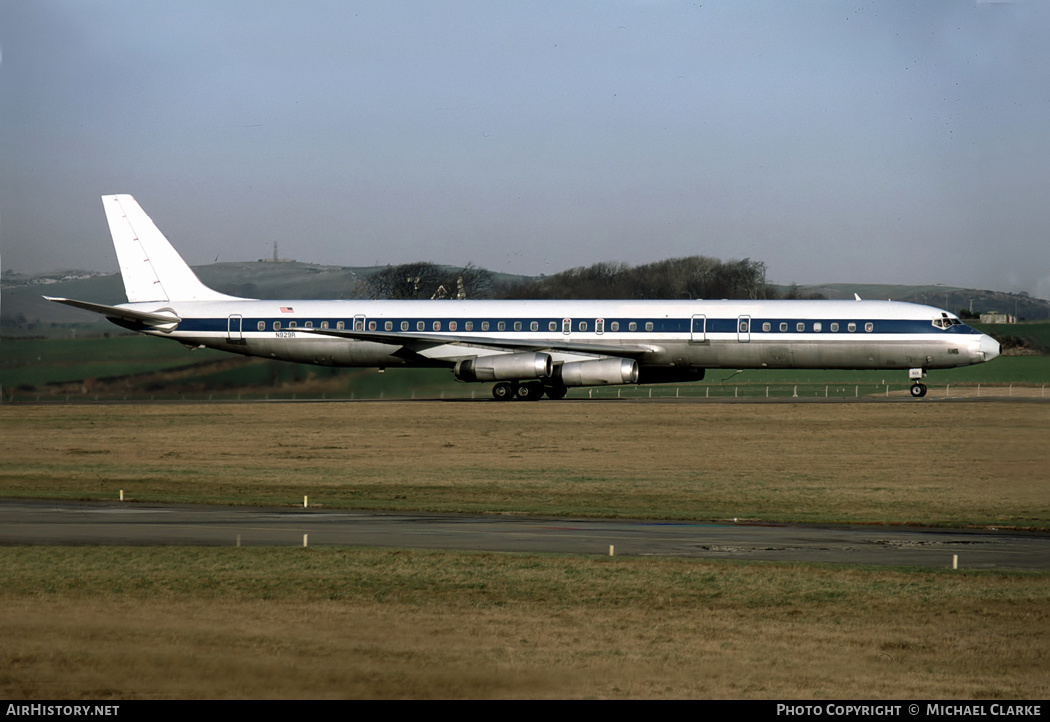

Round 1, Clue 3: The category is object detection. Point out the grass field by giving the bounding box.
[2,402,1047,527]
[2,400,1047,699]
[2,547,1047,699]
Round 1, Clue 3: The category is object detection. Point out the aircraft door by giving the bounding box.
[227,314,244,344]
[562,318,571,335]
[690,315,706,343]
[737,315,751,343]
[354,314,366,331]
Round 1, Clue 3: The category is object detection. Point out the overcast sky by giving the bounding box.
[2,1,1048,298]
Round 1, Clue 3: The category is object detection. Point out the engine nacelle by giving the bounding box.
[554,358,639,387]
[454,352,553,382]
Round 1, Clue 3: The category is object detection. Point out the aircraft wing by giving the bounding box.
[301,326,662,359]
[44,297,181,331]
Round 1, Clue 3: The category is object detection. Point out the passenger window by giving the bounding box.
[257,321,265,331]
[433,321,441,331]
[530,321,538,331]
[865,322,874,333]
[385,321,393,331]
[780,322,788,332]
[482,322,490,331]
[273,321,281,331]
[813,322,822,332]
[848,322,856,332]
[762,322,771,332]
[417,321,425,331]
[289,321,297,329]
[549,321,558,332]
[513,321,522,331]
[305,321,313,329]
[465,321,473,331]
[629,322,637,331]
[610,321,619,332]
[830,323,839,332]
[337,321,345,330]
[368,321,375,330]
[321,321,329,330]
[401,321,409,331]
[579,321,588,332]
[449,321,457,331]
[498,321,506,331]
[646,322,654,332]
[797,322,805,332]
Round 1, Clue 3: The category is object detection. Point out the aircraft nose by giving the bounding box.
[979,334,1000,362]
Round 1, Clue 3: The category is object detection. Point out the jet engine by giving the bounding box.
[454,352,553,382]
[554,358,639,387]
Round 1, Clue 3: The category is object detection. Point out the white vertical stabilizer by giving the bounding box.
[102,194,242,303]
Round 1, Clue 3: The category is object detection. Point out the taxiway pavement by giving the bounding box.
[2,499,1046,570]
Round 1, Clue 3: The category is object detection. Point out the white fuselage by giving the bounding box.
[118,297,998,374]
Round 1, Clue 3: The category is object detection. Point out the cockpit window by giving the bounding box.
[933,314,963,329]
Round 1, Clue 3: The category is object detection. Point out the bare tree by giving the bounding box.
[361,261,494,299]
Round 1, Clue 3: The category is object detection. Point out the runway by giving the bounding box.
[2,499,1046,570]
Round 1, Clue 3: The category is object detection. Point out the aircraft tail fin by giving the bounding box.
[102,194,243,303]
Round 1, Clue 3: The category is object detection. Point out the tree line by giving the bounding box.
[357,256,821,301]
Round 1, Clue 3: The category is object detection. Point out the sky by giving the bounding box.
[2,1,1049,298]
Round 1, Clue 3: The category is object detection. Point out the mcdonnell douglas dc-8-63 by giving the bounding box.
[46,195,1000,400]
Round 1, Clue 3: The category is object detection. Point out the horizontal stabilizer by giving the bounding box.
[44,297,181,331]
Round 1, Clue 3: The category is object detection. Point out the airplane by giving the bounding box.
[46,194,1000,400]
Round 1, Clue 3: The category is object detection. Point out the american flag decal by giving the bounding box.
[280,306,294,313]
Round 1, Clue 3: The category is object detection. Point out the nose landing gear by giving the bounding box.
[908,368,928,398]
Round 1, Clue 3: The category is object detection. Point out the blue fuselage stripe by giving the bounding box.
[177,316,983,336]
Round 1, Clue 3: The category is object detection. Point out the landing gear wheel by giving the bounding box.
[910,383,927,398]
[516,382,544,401]
[492,382,514,401]
[544,385,568,400]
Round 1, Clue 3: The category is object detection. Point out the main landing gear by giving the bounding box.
[909,368,928,398]
[491,381,567,401]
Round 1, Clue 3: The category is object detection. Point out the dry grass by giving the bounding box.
[1,401,1047,527]
[1,547,1047,699]
[1,401,1047,699]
